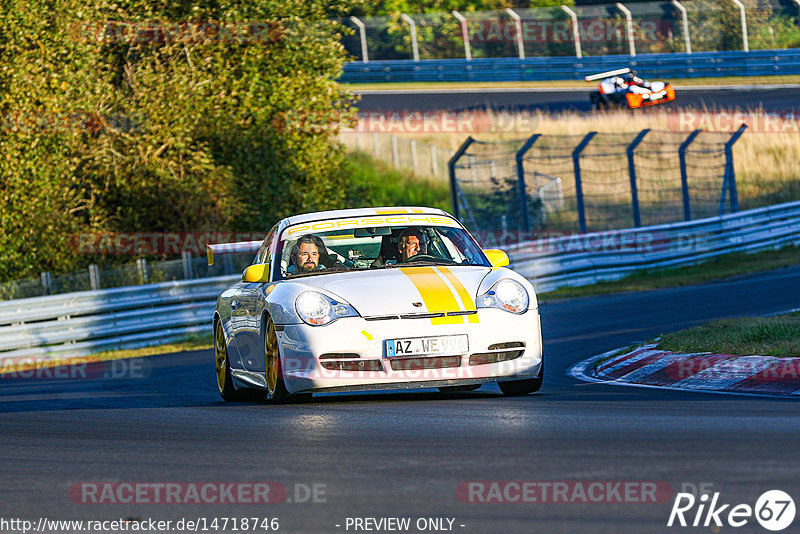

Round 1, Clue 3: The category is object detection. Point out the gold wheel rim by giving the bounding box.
[265,318,280,395]
[215,323,227,392]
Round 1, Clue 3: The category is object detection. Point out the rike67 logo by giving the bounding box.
[668,490,796,531]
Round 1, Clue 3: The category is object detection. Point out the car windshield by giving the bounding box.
[275,217,490,279]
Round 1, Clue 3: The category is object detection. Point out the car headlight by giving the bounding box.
[478,279,529,314]
[295,291,359,326]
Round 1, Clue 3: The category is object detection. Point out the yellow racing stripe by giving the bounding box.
[438,267,479,323]
[399,267,464,325]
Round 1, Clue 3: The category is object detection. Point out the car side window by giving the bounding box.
[256,226,278,265]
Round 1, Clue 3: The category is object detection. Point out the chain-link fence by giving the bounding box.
[450,127,745,239]
[342,0,800,62]
[0,252,254,301]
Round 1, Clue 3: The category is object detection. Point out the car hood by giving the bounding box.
[295,265,491,318]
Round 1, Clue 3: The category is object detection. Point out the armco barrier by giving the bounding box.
[340,49,800,83]
[2,201,799,362]
[0,276,238,361]
[506,200,800,293]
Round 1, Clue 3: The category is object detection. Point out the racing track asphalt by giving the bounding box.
[2,265,800,533]
[354,86,800,114]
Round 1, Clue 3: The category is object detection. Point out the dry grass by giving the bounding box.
[343,108,800,212]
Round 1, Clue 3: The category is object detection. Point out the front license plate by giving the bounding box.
[385,334,468,358]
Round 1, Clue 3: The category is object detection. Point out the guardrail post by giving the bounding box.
[720,124,747,215]
[573,132,596,233]
[678,129,702,221]
[670,0,692,54]
[515,134,542,234]
[731,0,749,52]
[182,251,194,280]
[505,8,525,59]
[350,16,369,62]
[451,11,472,61]
[400,14,420,61]
[626,129,650,227]
[560,6,582,59]
[448,137,475,219]
[137,258,149,285]
[41,272,52,295]
[616,3,636,57]
[89,264,100,290]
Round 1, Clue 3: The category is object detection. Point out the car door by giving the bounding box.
[235,225,278,372]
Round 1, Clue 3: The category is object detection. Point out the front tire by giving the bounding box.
[498,362,543,396]
[265,317,312,404]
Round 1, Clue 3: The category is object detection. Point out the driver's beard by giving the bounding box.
[301,262,317,272]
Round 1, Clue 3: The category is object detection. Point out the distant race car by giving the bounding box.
[208,207,544,403]
[586,67,675,110]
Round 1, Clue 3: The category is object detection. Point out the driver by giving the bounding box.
[398,228,427,262]
[290,235,325,273]
[625,70,651,89]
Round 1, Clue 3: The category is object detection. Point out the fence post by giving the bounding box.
[678,129,702,221]
[731,0,749,52]
[400,14,420,61]
[411,139,419,174]
[626,129,650,228]
[182,251,194,280]
[560,6,582,59]
[573,132,596,233]
[451,11,472,61]
[350,16,369,62]
[720,124,747,215]
[515,134,542,234]
[505,8,525,59]
[616,3,636,56]
[431,145,438,176]
[670,0,692,54]
[41,272,52,295]
[448,137,475,219]
[89,264,100,290]
[391,135,400,168]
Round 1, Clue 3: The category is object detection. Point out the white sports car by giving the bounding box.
[209,207,543,403]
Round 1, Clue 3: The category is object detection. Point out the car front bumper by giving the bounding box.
[277,308,543,394]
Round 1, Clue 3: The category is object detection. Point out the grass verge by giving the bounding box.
[538,245,800,302]
[344,75,800,92]
[657,312,800,358]
[343,150,451,211]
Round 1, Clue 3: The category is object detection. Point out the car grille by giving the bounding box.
[390,356,461,371]
[321,360,383,372]
[469,342,525,366]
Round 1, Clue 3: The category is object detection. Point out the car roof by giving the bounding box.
[282,206,452,227]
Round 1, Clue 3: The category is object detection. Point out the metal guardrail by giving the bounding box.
[341,49,800,83]
[0,276,238,361]
[507,200,800,293]
[2,200,799,362]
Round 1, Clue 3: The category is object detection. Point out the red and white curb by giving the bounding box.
[569,344,800,397]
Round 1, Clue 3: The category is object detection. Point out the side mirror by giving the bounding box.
[242,264,269,283]
[483,249,510,269]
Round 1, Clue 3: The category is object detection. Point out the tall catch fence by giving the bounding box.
[449,126,746,240]
[342,0,800,62]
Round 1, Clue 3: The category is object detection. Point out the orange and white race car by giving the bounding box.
[586,68,676,110]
